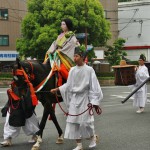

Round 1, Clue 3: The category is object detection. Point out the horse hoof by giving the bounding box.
[31,146,40,150]
[31,140,40,150]
[37,136,42,143]
[56,134,64,144]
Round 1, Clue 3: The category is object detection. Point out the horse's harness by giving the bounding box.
[13,62,38,106]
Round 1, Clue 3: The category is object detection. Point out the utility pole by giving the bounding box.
[84,0,88,64]
[85,0,88,49]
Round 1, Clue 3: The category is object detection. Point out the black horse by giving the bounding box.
[12,58,64,150]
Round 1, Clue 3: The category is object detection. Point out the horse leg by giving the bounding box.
[37,107,49,138]
[49,104,63,144]
[31,105,49,150]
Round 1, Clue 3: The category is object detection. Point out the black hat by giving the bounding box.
[139,54,146,61]
[62,18,73,31]
[74,46,87,59]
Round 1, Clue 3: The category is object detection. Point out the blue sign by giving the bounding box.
[0,53,19,58]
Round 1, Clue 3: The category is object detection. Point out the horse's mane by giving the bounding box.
[20,60,51,75]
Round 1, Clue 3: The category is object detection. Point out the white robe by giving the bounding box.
[133,65,149,107]
[3,112,39,140]
[59,64,103,139]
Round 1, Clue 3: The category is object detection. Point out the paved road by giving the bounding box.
[0,85,150,150]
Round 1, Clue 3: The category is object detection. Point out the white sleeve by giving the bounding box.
[88,68,103,106]
[59,68,74,108]
[47,41,57,54]
[136,67,149,85]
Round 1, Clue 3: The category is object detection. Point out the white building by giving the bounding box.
[118,0,150,61]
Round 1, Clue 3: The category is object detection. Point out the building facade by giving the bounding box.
[118,0,150,61]
[0,0,27,69]
[0,0,118,65]
[100,0,118,45]
[94,0,118,59]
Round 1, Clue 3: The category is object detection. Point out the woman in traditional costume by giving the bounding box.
[44,19,79,85]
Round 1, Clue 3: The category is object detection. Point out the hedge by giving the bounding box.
[0,71,115,80]
[0,72,13,79]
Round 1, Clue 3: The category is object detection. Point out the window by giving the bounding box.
[0,9,8,20]
[0,35,9,46]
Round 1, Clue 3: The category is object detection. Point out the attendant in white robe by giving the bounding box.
[133,54,149,113]
[51,46,103,150]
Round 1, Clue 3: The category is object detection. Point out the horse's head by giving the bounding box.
[12,57,47,87]
[12,57,35,87]
[12,58,26,87]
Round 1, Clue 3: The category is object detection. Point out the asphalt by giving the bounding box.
[0,85,150,150]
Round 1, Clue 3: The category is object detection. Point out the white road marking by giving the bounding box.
[0,91,6,94]
[102,86,127,89]
[103,104,124,107]
[111,95,134,99]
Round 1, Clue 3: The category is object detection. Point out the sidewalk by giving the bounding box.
[0,79,11,87]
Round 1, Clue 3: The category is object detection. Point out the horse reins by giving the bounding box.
[15,61,102,117]
[55,94,102,116]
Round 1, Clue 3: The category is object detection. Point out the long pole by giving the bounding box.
[122,77,150,104]
[84,0,88,63]
[85,0,88,49]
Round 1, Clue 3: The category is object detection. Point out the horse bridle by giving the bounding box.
[13,60,35,82]
[12,61,38,106]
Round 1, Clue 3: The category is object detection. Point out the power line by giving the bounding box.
[105,8,139,12]
[110,18,150,25]
[118,9,138,32]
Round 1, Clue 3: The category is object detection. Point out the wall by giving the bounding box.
[100,0,118,45]
[0,0,27,61]
[118,1,150,61]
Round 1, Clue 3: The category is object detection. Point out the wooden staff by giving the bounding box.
[122,76,150,103]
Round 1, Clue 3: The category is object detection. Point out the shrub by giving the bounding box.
[0,72,13,79]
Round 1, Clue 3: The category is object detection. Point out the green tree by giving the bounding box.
[16,0,111,60]
[104,38,127,66]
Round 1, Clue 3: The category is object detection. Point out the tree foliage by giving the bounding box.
[104,38,127,66]
[16,0,111,60]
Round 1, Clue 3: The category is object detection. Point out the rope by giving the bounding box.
[55,94,102,116]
